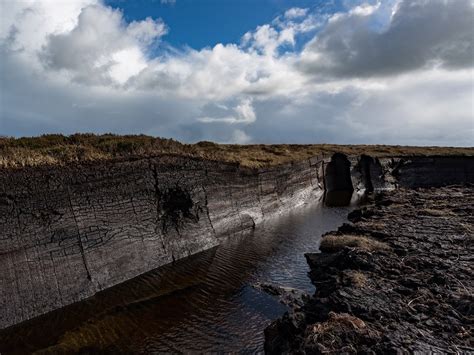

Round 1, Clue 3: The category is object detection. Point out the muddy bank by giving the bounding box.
[265,186,473,353]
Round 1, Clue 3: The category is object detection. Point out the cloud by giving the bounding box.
[161,0,176,4]
[299,0,474,78]
[129,43,306,100]
[242,8,321,56]
[284,7,308,19]
[127,17,167,45]
[198,98,256,124]
[39,4,166,85]
[0,0,472,147]
[231,129,251,144]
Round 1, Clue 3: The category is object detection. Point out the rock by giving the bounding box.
[253,282,309,308]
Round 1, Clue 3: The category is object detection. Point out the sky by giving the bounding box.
[0,0,473,145]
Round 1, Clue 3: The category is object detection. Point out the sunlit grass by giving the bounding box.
[1,134,472,169]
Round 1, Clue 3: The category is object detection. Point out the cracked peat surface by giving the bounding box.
[0,199,354,354]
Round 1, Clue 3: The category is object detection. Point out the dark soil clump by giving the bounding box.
[265,186,473,354]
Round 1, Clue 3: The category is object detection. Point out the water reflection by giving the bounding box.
[0,201,352,354]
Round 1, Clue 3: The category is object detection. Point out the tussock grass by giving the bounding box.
[346,271,369,288]
[1,134,472,169]
[310,312,367,334]
[305,312,381,352]
[320,234,390,252]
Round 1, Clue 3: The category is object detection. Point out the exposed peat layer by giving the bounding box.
[1,134,473,332]
[265,186,473,353]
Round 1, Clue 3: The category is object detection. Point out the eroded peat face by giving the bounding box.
[161,187,199,233]
[324,153,354,207]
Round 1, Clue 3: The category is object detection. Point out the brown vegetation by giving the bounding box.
[319,234,390,252]
[1,134,473,169]
[344,270,368,288]
[304,312,380,353]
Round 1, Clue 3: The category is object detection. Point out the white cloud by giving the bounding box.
[300,0,474,77]
[129,42,307,100]
[0,0,97,53]
[231,129,252,144]
[284,7,308,19]
[198,98,256,124]
[39,4,166,85]
[241,8,322,56]
[0,0,472,146]
[161,0,176,4]
[348,2,380,17]
[127,17,168,45]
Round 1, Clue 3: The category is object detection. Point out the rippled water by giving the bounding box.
[0,202,352,354]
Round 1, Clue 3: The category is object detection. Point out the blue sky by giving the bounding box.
[0,0,473,145]
[104,0,340,49]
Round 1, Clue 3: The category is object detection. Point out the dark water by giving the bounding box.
[0,201,352,354]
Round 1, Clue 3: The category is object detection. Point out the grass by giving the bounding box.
[346,271,369,288]
[1,134,473,169]
[310,312,367,333]
[320,234,390,253]
[305,311,381,352]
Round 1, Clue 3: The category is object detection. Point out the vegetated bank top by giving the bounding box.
[1,134,473,169]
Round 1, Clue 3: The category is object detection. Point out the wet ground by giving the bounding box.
[0,199,353,354]
[266,186,474,354]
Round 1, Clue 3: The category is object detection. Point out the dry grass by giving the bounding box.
[1,134,473,169]
[305,312,381,352]
[346,271,369,288]
[361,221,387,231]
[320,234,390,253]
[310,312,367,334]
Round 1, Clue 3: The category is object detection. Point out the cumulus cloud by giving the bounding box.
[128,42,307,100]
[0,0,97,53]
[299,0,474,78]
[40,4,166,85]
[0,0,472,146]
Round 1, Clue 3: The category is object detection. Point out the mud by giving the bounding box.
[265,186,473,354]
